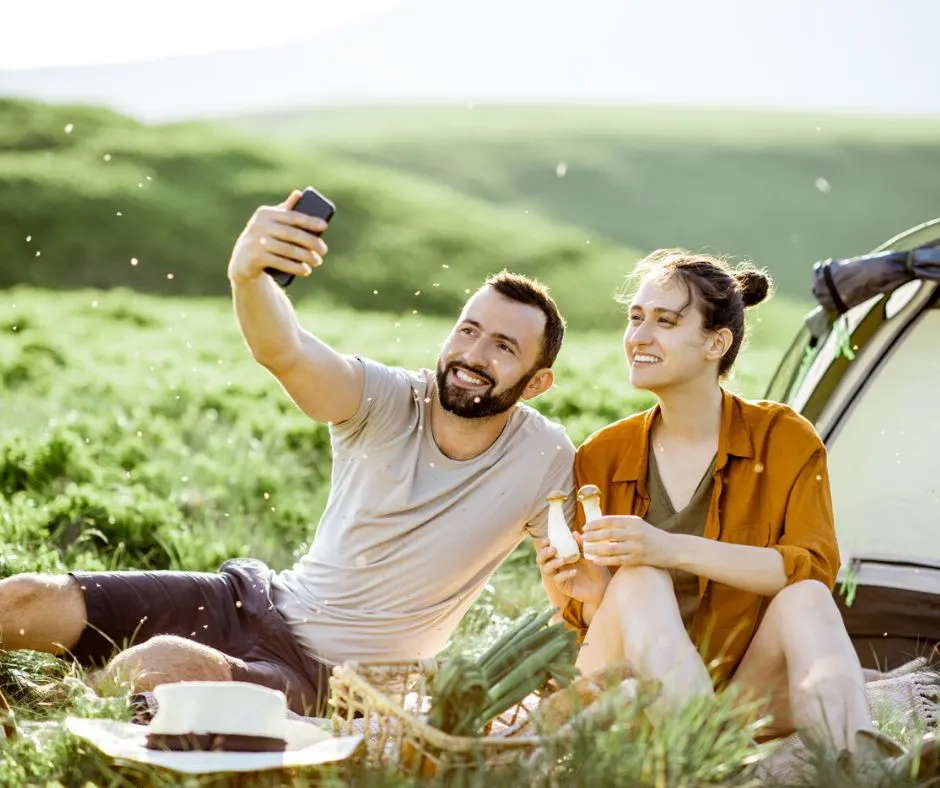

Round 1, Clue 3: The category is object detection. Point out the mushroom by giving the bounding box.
[577,485,604,563]
[577,484,604,525]
[545,489,580,563]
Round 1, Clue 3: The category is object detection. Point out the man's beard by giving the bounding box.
[436,360,535,419]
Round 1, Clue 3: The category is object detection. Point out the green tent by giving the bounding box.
[767,217,940,671]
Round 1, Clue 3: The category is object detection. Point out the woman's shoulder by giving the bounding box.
[731,394,825,454]
[576,407,653,459]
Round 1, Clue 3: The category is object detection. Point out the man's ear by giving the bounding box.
[522,368,554,400]
[706,328,734,362]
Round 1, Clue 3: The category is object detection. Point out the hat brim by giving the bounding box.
[65,716,364,775]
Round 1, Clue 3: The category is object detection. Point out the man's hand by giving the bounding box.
[581,515,677,568]
[229,190,363,426]
[228,191,329,285]
[536,534,611,606]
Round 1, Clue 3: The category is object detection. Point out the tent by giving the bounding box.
[766,216,940,672]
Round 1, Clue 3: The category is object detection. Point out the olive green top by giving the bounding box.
[645,447,715,631]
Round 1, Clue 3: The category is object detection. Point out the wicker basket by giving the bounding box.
[328,658,554,777]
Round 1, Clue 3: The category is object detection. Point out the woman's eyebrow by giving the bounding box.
[630,305,683,318]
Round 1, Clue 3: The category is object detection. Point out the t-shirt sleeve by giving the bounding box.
[329,356,417,449]
[524,431,577,539]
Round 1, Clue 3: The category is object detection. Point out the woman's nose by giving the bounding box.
[629,320,652,344]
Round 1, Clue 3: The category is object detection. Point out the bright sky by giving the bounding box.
[1,0,404,69]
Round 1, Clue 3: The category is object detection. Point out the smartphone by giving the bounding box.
[265,186,336,288]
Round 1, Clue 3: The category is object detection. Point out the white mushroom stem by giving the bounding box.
[577,485,604,563]
[546,490,580,564]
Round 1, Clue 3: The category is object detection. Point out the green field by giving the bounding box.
[5,99,940,332]
[230,105,940,301]
[0,282,806,786]
[1,97,935,785]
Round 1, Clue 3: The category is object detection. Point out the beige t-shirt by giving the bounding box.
[271,356,576,665]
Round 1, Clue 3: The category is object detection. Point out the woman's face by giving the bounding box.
[623,275,721,393]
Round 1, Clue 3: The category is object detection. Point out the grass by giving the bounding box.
[6,98,940,335]
[0,285,931,786]
[0,98,637,332]
[2,96,937,784]
[229,104,940,302]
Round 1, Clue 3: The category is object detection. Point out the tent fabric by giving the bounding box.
[812,245,940,314]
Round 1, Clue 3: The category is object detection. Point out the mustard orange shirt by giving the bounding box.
[563,388,841,686]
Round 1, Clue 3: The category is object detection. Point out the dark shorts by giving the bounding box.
[68,558,331,717]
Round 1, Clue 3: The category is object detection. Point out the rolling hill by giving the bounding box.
[0,99,639,331]
[229,105,940,302]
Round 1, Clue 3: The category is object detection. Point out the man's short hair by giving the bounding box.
[484,271,566,369]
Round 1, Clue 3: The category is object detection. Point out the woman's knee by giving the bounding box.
[771,579,836,613]
[605,565,673,602]
[766,579,842,631]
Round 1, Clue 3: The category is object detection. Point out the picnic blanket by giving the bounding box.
[756,658,940,783]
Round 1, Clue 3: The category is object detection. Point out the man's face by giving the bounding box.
[436,287,548,419]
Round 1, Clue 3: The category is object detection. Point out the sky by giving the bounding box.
[0,0,404,69]
[2,0,937,119]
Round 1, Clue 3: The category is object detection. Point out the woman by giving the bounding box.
[537,249,929,769]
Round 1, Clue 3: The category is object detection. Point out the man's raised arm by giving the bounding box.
[227,190,364,425]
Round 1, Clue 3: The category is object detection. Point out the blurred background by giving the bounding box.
[0,8,939,781]
[0,0,939,585]
[2,0,939,332]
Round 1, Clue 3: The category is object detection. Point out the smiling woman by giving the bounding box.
[535,248,939,772]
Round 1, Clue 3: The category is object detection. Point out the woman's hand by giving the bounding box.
[536,534,611,606]
[581,515,677,568]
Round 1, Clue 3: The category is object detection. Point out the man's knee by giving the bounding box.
[103,635,234,692]
[0,573,86,651]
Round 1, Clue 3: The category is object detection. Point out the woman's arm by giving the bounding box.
[583,446,841,598]
[583,517,786,595]
[668,536,786,595]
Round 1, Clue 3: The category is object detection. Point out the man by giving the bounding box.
[0,190,576,717]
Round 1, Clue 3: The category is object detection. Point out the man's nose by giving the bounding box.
[462,340,491,367]
[463,339,486,365]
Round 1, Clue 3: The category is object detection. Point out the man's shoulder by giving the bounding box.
[511,402,576,457]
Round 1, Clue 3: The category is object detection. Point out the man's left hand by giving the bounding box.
[581,515,676,568]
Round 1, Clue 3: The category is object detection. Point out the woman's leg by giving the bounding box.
[730,579,874,753]
[576,565,713,716]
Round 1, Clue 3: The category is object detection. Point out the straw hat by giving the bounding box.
[65,681,363,775]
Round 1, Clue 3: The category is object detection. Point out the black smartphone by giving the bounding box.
[265,186,336,288]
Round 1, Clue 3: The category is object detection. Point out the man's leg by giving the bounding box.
[0,567,250,696]
[730,579,873,753]
[575,565,713,716]
[0,573,86,654]
[94,635,233,693]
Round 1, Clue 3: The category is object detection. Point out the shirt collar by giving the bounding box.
[611,388,754,484]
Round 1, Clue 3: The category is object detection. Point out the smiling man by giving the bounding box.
[0,190,576,717]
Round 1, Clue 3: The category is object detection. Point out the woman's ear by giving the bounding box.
[706,327,734,362]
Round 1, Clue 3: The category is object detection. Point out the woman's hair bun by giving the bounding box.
[734,269,772,308]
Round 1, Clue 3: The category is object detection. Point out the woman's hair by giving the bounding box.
[618,248,774,376]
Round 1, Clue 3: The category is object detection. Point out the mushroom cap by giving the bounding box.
[546,489,569,502]
[577,484,601,500]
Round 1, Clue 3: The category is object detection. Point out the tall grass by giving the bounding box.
[0,285,815,786]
